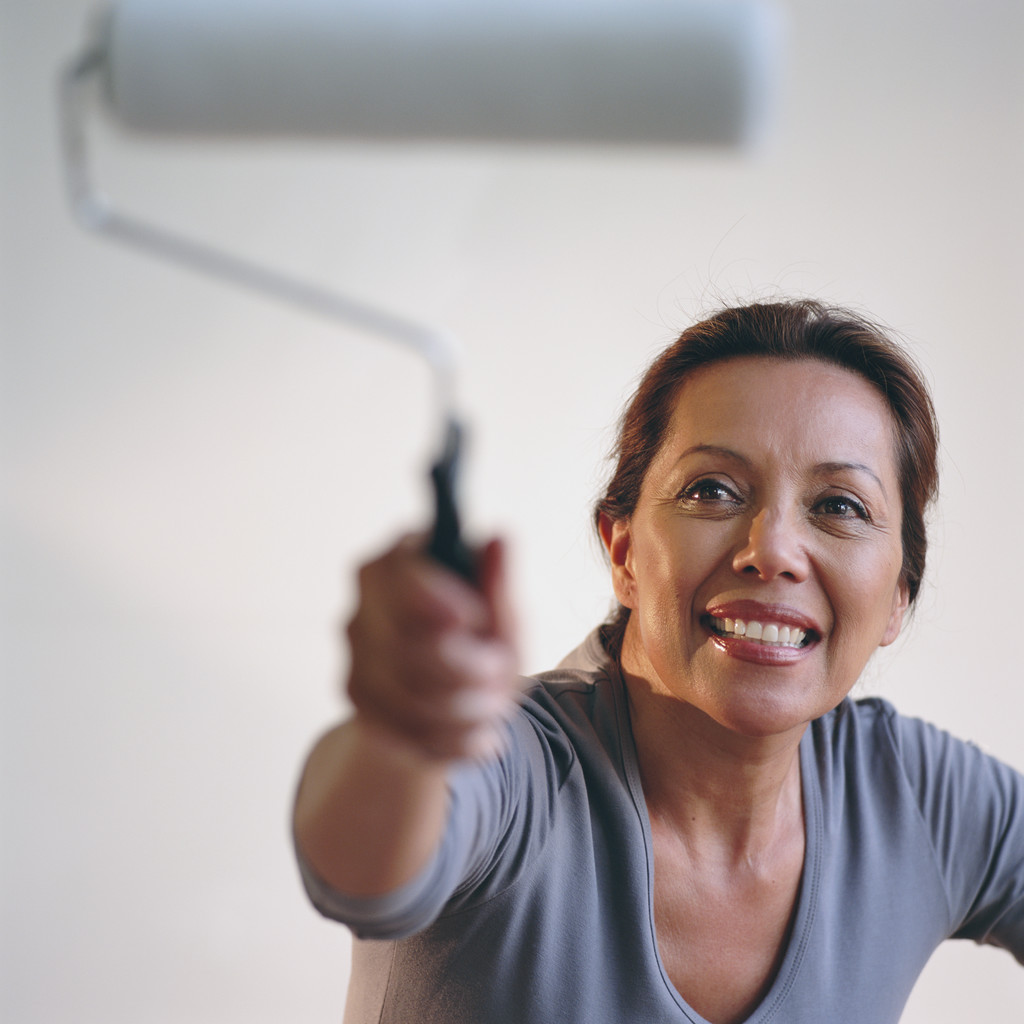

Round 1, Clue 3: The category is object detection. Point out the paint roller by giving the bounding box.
[60,0,784,579]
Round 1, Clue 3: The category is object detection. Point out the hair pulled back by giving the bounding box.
[594,299,939,658]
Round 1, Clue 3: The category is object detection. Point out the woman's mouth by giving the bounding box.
[709,616,810,649]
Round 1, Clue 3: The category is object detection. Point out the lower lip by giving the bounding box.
[707,631,813,666]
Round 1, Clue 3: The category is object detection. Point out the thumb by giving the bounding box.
[476,537,518,653]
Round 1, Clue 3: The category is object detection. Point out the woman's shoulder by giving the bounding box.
[500,630,637,796]
[816,695,1018,773]
[512,630,617,726]
[810,694,1024,836]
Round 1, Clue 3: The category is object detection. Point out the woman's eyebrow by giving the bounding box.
[676,448,890,494]
[815,460,887,494]
[676,444,752,467]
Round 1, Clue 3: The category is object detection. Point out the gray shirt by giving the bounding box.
[298,632,1024,1023]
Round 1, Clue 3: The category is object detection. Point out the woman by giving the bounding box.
[293,300,1024,1023]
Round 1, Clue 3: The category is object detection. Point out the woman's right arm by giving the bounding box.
[293,535,519,898]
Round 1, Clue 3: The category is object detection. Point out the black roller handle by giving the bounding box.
[427,419,477,583]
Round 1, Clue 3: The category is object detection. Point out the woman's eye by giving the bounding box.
[816,495,869,520]
[682,479,738,503]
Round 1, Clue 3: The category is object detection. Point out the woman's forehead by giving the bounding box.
[661,356,900,475]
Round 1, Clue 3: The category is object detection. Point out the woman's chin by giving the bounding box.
[697,683,832,741]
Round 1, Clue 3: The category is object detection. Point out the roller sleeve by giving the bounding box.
[99,0,783,145]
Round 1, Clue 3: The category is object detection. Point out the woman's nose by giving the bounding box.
[732,508,810,582]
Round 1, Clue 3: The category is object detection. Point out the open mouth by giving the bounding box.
[708,616,813,649]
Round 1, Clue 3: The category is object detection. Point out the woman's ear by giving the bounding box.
[879,579,910,647]
[599,512,637,609]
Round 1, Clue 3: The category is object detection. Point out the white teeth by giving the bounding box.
[711,617,807,648]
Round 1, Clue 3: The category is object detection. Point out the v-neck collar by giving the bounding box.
[608,659,824,1023]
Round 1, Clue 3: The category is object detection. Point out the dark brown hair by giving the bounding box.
[595,299,939,658]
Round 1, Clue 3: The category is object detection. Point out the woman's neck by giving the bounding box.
[619,655,806,866]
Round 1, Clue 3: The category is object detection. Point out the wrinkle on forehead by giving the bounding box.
[661,358,901,496]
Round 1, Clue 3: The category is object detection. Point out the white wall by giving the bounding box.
[3,1,1022,1021]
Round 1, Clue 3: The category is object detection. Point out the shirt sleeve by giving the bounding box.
[295,689,576,940]
[887,709,1024,964]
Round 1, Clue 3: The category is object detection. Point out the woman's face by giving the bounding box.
[602,356,909,739]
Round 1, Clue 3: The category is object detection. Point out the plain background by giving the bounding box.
[2,1,1022,1020]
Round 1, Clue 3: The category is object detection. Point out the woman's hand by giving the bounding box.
[346,534,520,763]
[294,535,519,897]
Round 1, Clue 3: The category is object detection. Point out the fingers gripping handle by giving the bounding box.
[428,420,477,583]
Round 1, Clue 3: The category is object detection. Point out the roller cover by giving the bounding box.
[101,0,783,145]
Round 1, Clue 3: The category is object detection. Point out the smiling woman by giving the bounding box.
[603,357,910,744]
[292,300,1023,1024]
[595,299,939,660]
